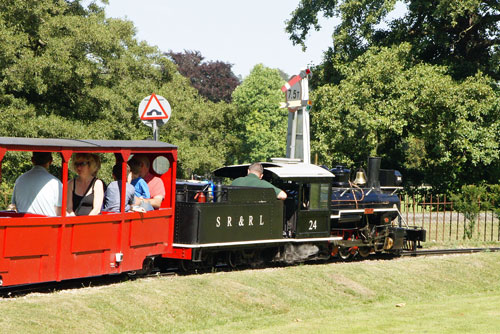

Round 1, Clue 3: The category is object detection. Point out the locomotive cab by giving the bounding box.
[213,160,335,239]
[263,162,334,239]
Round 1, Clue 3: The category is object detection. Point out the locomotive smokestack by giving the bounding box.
[367,157,381,189]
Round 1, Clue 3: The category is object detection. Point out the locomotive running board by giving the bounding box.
[330,207,398,219]
[173,236,343,249]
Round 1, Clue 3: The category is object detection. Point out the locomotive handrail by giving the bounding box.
[330,207,399,219]
[173,236,343,248]
[334,186,403,192]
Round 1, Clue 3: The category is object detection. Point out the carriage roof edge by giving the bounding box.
[0,137,177,152]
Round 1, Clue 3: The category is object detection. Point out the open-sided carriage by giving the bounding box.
[0,137,177,287]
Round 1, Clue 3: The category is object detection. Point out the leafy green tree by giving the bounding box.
[231,64,287,163]
[0,0,239,180]
[451,185,489,239]
[160,74,240,177]
[488,184,500,221]
[311,44,500,192]
[0,0,174,139]
[286,0,500,80]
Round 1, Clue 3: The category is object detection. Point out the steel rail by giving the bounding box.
[401,247,500,257]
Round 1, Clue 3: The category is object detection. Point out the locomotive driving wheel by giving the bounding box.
[227,252,239,269]
[358,247,371,258]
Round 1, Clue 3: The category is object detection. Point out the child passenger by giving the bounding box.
[128,159,151,200]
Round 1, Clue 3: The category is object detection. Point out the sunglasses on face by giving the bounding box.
[75,161,89,167]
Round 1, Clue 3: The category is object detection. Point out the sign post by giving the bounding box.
[280,69,312,163]
[138,93,171,141]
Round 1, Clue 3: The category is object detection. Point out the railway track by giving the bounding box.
[401,247,500,256]
[2,248,499,297]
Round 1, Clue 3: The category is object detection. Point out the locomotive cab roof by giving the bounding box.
[213,160,334,183]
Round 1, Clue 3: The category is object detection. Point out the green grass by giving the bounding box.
[1,252,500,333]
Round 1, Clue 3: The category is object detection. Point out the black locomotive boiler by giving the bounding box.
[169,158,426,268]
[329,157,425,259]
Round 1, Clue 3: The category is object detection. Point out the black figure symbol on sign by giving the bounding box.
[147,109,162,117]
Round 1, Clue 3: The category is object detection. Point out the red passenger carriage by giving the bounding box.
[0,137,177,287]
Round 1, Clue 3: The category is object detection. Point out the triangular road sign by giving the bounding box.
[140,93,169,120]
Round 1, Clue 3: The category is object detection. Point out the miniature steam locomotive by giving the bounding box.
[171,157,426,267]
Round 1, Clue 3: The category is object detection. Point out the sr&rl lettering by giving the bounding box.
[216,215,265,228]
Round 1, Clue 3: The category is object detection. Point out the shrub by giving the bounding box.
[451,185,490,239]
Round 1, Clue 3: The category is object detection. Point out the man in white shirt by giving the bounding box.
[10,152,63,216]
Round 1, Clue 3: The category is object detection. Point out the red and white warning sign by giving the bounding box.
[280,68,311,92]
[139,93,170,120]
[138,93,171,128]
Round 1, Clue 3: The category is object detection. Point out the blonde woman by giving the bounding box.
[66,153,104,216]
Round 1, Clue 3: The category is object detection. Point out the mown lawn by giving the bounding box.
[1,252,499,333]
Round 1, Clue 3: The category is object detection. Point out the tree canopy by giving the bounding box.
[232,64,287,163]
[0,0,239,181]
[0,0,498,195]
[167,50,240,103]
[287,0,500,192]
[311,44,500,192]
[286,0,500,80]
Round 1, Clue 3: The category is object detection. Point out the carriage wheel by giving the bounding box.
[179,259,193,272]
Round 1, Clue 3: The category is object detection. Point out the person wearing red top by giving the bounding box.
[129,155,165,209]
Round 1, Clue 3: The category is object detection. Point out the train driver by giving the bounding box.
[8,152,63,216]
[231,162,287,200]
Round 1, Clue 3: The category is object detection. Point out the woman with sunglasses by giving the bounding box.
[66,153,105,216]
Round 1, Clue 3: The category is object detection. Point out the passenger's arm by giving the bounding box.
[66,180,75,216]
[146,195,163,209]
[55,206,62,216]
[8,185,17,211]
[89,180,104,215]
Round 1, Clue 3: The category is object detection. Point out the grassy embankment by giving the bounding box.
[1,252,500,333]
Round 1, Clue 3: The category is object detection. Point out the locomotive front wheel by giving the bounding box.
[338,247,354,260]
[404,240,416,251]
